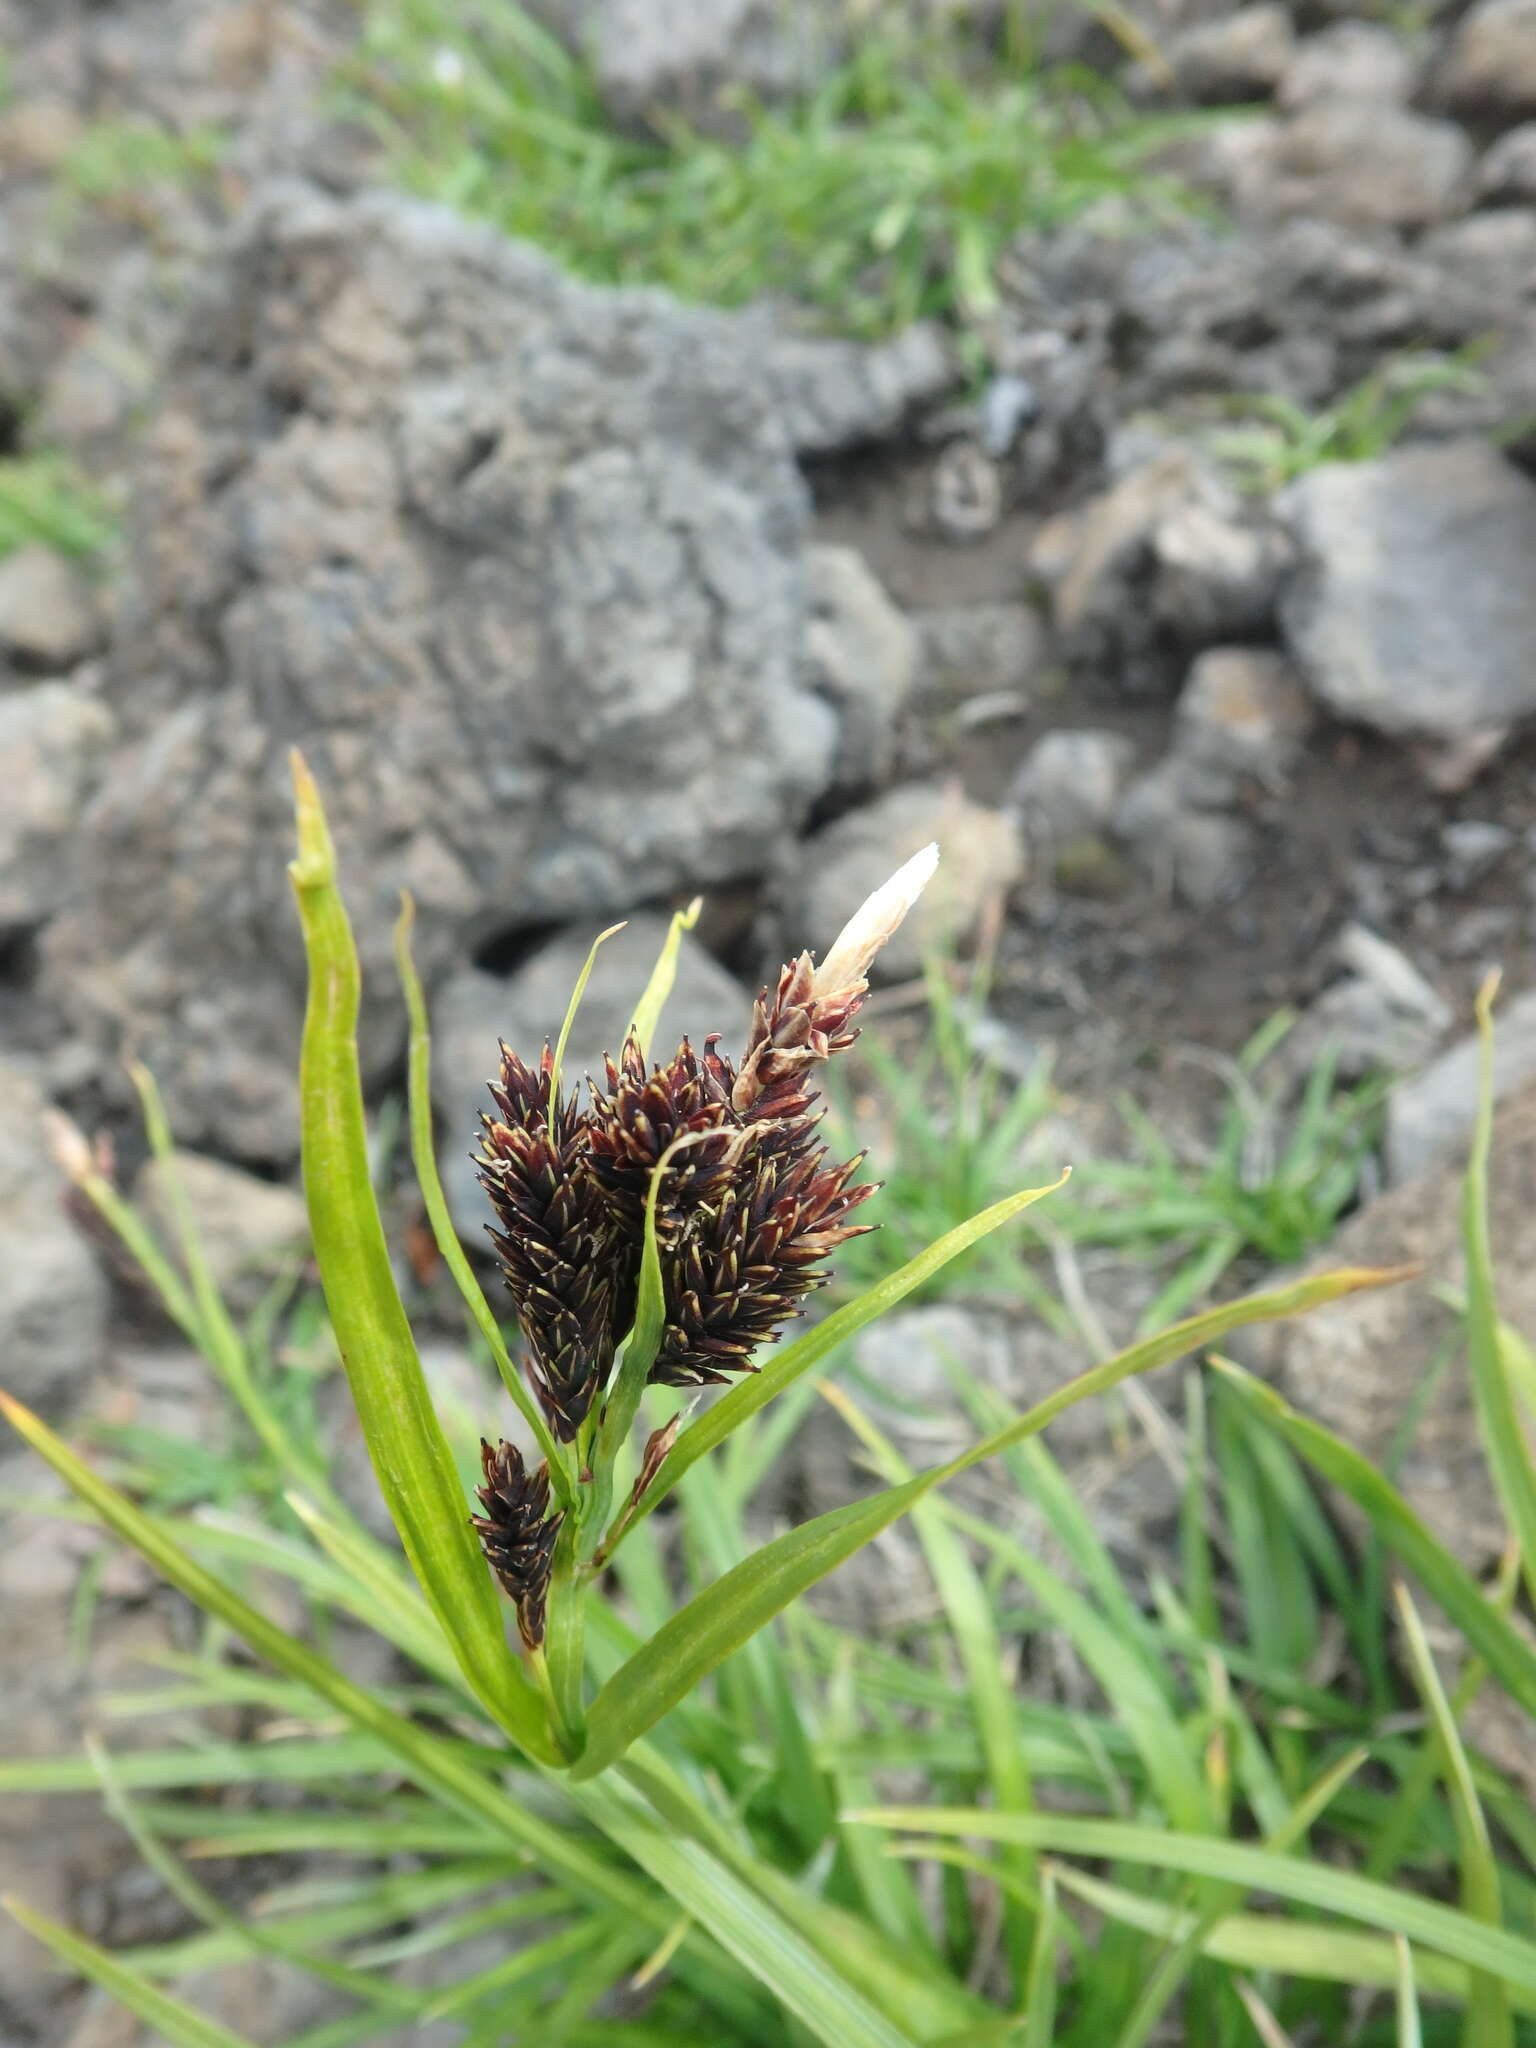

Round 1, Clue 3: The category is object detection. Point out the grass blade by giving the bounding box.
[1463,976,1536,1608]
[1022,1864,1058,2048]
[1398,1934,1425,2048]
[1,1896,258,2048]
[612,1173,1066,1548]
[1208,1360,1536,1721]
[1394,1582,1512,2048]
[394,894,570,1501]
[579,1268,1406,1776]
[850,1810,1536,1997]
[288,755,546,1750]
[626,896,702,1062]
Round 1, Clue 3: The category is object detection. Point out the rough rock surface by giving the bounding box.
[0,1061,108,1416]
[0,545,101,670]
[1438,0,1536,119]
[784,782,1025,984]
[1277,442,1536,739]
[804,544,918,791]
[1214,102,1474,231]
[430,917,753,1235]
[37,182,851,1160]
[0,681,116,931]
[1386,987,1536,1184]
[132,1150,310,1309]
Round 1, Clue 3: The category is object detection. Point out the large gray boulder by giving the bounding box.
[37,183,854,1161]
[1277,442,1536,740]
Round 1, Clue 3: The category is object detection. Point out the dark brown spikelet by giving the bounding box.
[471,1439,563,1650]
[649,1141,877,1389]
[587,1038,742,1246]
[477,1043,624,1442]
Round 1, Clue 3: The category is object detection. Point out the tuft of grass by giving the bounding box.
[345,0,1204,338]
[1208,349,1491,494]
[831,972,1385,1331]
[55,116,227,202]
[0,454,117,562]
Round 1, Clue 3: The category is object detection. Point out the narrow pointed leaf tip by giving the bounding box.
[287,748,333,888]
[814,841,940,996]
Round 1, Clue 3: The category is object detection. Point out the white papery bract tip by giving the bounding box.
[812,841,940,996]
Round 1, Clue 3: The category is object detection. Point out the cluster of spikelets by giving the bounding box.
[470,845,940,1649]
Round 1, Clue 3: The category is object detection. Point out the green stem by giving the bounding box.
[541,1515,589,1762]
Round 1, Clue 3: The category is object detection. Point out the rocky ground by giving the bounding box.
[4,0,1536,2039]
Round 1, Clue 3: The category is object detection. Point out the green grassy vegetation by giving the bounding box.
[0,453,117,562]
[344,0,1203,338]
[1208,350,1491,494]
[2,779,1533,2046]
[831,965,1385,1334]
[54,116,227,203]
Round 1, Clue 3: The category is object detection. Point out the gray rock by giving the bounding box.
[1386,986,1536,1183]
[786,782,1025,984]
[0,543,101,670]
[1011,729,1138,841]
[1167,4,1294,102]
[0,1061,108,1416]
[430,917,753,1235]
[1438,0,1536,118]
[1149,492,1293,644]
[1477,122,1536,203]
[759,320,958,455]
[1172,647,1313,797]
[1220,103,1473,230]
[1416,210,1536,317]
[1277,442,1536,740]
[36,183,843,1161]
[1113,759,1257,907]
[804,544,917,791]
[132,1150,309,1310]
[1279,22,1415,110]
[0,680,115,930]
[1440,818,1515,887]
[1033,444,1288,683]
[911,601,1048,710]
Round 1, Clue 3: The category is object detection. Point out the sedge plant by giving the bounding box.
[4,756,1533,2045]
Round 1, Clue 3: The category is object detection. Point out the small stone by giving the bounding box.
[1336,924,1453,1033]
[1011,729,1138,841]
[1386,987,1536,1183]
[0,681,116,929]
[1224,103,1473,231]
[1417,211,1536,315]
[431,918,753,1236]
[787,782,1025,985]
[1279,23,1415,110]
[1278,441,1536,739]
[132,1152,310,1311]
[1173,647,1313,796]
[1113,760,1257,907]
[1440,819,1514,887]
[911,602,1048,711]
[0,98,86,174]
[1477,123,1536,204]
[1150,495,1292,644]
[1438,0,1536,118]
[0,1061,108,1417]
[803,544,917,791]
[1168,4,1295,103]
[0,544,102,670]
